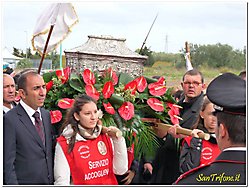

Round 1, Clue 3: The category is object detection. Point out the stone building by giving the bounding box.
[64,35,147,77]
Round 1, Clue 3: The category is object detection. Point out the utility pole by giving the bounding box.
[165,34,168,53]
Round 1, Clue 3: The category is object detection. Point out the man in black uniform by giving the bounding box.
[175,72,246,185]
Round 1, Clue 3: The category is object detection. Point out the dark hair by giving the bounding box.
[3,67,14,75]
[238,70,246,80]
[217,112,246,145]
[17,71,39,91]
[182,69,204,83]
[59,94,97,153]
[14,69,35,85]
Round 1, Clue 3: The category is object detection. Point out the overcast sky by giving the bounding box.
[1,1,247,54]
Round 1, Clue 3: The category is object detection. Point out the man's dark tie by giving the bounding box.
[33,111,45,145]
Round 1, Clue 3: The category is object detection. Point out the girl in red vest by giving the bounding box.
[54,94,128,185]
[179,96,220,173]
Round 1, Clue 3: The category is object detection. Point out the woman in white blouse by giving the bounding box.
[54,94,128,185]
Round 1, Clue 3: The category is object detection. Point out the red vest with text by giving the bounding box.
[184,136,221,166]
[57,134,118,185]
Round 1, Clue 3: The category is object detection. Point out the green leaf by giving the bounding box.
[137,93,149,100]
[112,112,123,129]
[43,71,56,82]
[69,73,84,93]
[144,76,157,84]
[94,83,103,91]
[108,94,124,108]
[118,72,134,85]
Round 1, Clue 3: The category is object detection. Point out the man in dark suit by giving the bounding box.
[150,69,205,184]
[178,69,205,129]
[175,72,246,185]
[4,71,54,185]
[3,74,16,114]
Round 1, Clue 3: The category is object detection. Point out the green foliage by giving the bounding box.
[44,77,79,111]
[26,48,32,58]
[31,51,41,59]
[125,115,160,160]
[20,50,25,58]
[16,59,33,69]
[150,43,245,70]
[137,46,155,67]
[178,43,245,70]
[47,51,60,69]
[43,68,178,159]
[153,52,182,68]
[13,47,22,57]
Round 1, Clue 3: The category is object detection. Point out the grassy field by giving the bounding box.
[143,61,243,88]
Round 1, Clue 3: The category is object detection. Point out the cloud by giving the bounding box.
[2,1,246,53]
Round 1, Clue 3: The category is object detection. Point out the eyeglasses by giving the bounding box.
[183,81,202,87]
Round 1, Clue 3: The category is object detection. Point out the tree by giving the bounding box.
[31,51,41,59]
[16,59,33,69]
[179,43,246,70]
[13,47,22,57]
[20,50,25,58]
[137,46,155,67]
[47,51,60,69]
[27,47,32,58]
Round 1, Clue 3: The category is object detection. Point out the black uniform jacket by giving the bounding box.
[175,149,246,185]
[178,93,204,129]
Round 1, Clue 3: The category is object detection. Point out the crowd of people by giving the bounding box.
[3,67,246,185]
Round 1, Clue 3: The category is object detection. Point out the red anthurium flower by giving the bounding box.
[107,67,118,85]
[149,84,167,96]
[118,102,134,120]
[103,102,115,115]
[167,102,180,115]
[85,84,100,101]
[102,81,114,99]
[46,80,53,93]
[148,77,165,89]
[147,98,164,112]
[134,76,147,92]
[50,110,63,124]
[56,67,70,84]
[157,76,166,85]
[124,80,137,95]
[168,110,179,125]
[58,98,75,109]
[82,69,96,85]
[167,102,180,125]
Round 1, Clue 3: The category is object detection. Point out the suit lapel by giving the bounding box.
[16,104,45,149]
[180,108,193,125]
[40,108,51,149]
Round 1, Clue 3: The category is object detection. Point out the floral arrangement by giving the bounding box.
[43,67,181,159]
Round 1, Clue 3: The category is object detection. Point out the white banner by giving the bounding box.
[185,52,193,71]
[31,3,79,55]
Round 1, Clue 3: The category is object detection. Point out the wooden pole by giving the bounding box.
[156,123,210,141]
[139,13,158,54]
[141,118,210,140]
[37,25,55,74]
[185,41,191,61]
